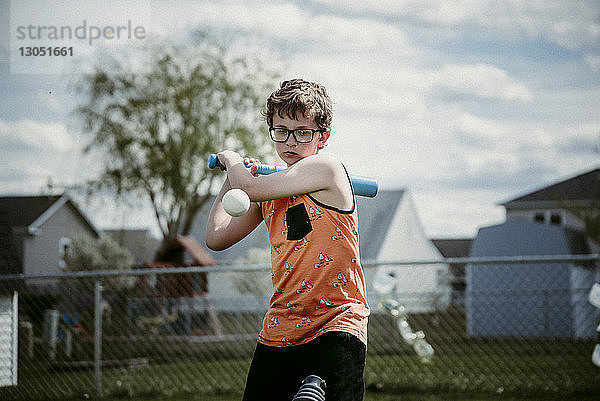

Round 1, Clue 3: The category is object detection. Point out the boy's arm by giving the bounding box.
[217,150,352,207]
[205,177,263,251]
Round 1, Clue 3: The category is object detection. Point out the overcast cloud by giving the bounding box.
[1,0,598,238]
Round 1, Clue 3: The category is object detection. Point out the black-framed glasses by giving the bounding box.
[269,127,320,143]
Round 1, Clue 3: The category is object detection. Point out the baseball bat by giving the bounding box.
[208,154,378,198]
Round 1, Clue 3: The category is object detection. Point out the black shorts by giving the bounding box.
[242,331,366,401]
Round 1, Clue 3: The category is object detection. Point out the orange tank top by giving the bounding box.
[259,190,370,347]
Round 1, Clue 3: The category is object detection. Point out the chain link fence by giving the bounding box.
[1,255,599,400]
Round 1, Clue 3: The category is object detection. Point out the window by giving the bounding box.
[550,213,562,225]
[58,237,72,268]
[532,211,564,226]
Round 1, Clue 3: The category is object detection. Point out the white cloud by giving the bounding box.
[585,54,600,73]
[0,119,75,152]
[313,0,600,50]
[432,64,533,102]
[307,14,410,52]
[413,189,506,238]
[149,1,413,55]
[0,119,88,194]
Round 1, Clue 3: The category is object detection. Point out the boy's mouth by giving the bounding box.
[283,151,298,157]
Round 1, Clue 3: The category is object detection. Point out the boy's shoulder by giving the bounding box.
[288,154,349,187]
[292,153,342,171]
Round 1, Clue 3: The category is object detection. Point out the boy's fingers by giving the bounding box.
[243,157,261,176]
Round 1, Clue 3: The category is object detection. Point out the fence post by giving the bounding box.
[94,279,102,397]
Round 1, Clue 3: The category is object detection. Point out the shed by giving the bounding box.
[145,236,216,298]
[466,220,599,338]
[131,236,220,336]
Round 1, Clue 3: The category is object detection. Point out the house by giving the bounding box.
[190,189,451,313]
[501,167,600,249]
[466,168,600,338]
[0,194,100,292]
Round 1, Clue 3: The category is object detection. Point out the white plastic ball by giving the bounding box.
[222,188,250,217]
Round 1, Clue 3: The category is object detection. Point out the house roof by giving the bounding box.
[0,194,100,236]
[148,235,216,267]
[501,168,600,208]
[432,238,473,258]
[356,189,405,261]
[470,220,589,257]
[176,235,217,266]
[189,189,406,264]
[0,195,62,227]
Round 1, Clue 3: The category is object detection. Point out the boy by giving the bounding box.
[206,79,369,401]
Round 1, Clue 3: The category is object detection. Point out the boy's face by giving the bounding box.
[271,111,329,167]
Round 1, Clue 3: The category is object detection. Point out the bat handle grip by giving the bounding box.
[254,164,282,175]
[207,154,226,170]
[209,154,283,175]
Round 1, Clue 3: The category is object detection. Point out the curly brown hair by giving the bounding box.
[262,79,333,132]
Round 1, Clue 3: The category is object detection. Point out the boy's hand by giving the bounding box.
[217,150,243,169]
[243,157,261,177]
[217,150,260,177]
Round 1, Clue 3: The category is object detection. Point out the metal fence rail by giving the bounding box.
[0,255,599,399]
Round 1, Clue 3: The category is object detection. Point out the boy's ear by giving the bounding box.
[318,131,331,149]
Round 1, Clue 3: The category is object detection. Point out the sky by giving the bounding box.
[1,0,599,240]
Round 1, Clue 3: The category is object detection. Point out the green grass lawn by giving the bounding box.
[3,307,599,400]
[94,390,600,401]
[3,350,598,401]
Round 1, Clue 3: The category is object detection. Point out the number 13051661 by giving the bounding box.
[19,46,73,56]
